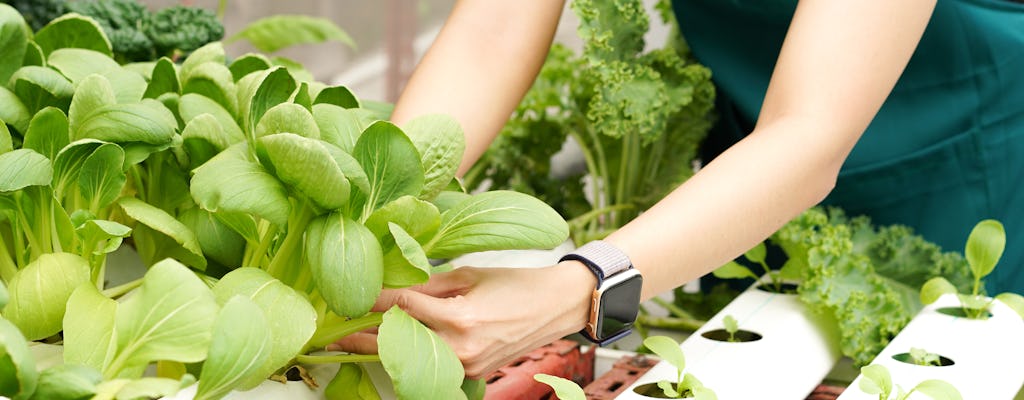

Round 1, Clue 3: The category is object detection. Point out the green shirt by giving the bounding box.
[672,0,1024,294]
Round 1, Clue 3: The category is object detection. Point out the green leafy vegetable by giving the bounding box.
[228,15,355,53]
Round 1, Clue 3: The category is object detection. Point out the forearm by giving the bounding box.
[390,0,565,175]
[605,0,937,300]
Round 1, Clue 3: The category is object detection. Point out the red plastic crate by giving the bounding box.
[484,339,595,400]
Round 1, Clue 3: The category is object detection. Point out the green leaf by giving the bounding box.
[657,380,680,398]
[228,53,272,82]
[106,259,219,379]
[378,306,465,400]
[69,74,117,138]
[78,143,126,212]
[312,104,369,153]
[181,42,226,79]
[46,48,119,84]
[180,114,231,169]
[77,219,132,256]
[965,219,1004,280]
[239,67,296,136]
[365,195,441,244]
[195,296,271,400]
[744,242,766,264]
[314,86,359,109]
[722,315,738,335]
[858,364,892,397]
[643,336,686,376]
[426,190,569,259]
[115,376,195,400]
[211,267,317,390]
[23,107,70,162]
[10,66,74,113]
[382,223,432,288]
[63,284,117,372]
[534,374,585,400]
[292,82,313,110]
[177,208,243,268]
[912,379,962,400]
[693,386,719,400]
[461,378,485,400]
[255,102,320,139]
[324,141,370,195]
[22,41,44,68]
[182,62,237,115]
[2,253,90,340]
[0,149,53,193]
[0,122,10,155]
[52,139,105,198]
[325,363,381,400]
[404,114,466,201]
[179,94,245,146]
[995,292,1024,320]
[256,133,350,211]
[711,260,758,281]
[143,58,181,99]
[352,121,424,216]
[190,143,292,228]
[33,13,112,57]
[29,364,101,400]
[98,67,148,105]
[0,281,7,310]
[75,100,177,146]
[213,212,260,244]
[920,277,958,305]
[229,15,355,53]
[117,197,206,270]
[305,213,383,318]
[0,87,31,134]
[0,316,37,400]
[0,4,28,85]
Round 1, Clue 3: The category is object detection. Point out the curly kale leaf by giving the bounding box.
[65,0,155,62]
[3,0,65,31]
[572,0,647,63]
[146,5,223,57]
[772,206,973,366]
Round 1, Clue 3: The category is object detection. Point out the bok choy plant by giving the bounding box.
[1,5,571,399]
[856,364,961,400]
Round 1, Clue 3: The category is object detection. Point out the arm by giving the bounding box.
[353,0,937,379]
[389,0,565,175]
[610,0,938,300]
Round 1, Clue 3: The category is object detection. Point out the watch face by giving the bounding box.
[596,270,644,340]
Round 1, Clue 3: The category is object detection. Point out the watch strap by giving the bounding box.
[558,240,633,287]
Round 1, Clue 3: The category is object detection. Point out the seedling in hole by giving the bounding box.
[857,364,961,400]
[920,220,1024,320]
[640,336,717,399]
[712,242,795,293]
[908,347,941,367]
[722,315,739,342]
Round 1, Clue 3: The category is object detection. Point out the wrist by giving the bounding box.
[552,260,598,335]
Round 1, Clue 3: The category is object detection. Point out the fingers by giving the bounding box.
[372,287,448,329]
[326,331,379,354]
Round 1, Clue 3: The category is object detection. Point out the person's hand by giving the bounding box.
[329,261,597,378]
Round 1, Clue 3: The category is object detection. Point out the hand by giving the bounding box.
[329,261,597,378]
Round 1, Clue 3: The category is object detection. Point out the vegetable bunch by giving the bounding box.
[463,0,715,244]
[0,6,569,400]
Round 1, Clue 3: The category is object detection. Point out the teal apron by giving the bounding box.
[672,0,1024,294]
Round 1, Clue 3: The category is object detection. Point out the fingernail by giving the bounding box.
[325,344,340,351]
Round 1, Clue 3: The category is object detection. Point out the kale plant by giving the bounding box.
[463,0,715,245]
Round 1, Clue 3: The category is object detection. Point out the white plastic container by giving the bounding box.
[837,294,1024,399]
[619,278,842,400]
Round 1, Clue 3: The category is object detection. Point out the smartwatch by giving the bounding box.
[560,240,644,346]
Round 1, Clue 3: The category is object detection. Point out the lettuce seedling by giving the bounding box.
[907,347,941,367]
[857,364,961,400]
[640,335,717,399]
[920,219,1024,320]
[712,241,795,294]
[722,315,739,343]
[534,373,587,400]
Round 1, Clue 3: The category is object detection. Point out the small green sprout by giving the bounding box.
[534,374,586,400]
[858,364,961,400]
[641,336,717,399]
[712,242,795,293]
[722,315,739,343]
[920,220,1024,320]
[908,348,941,367]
